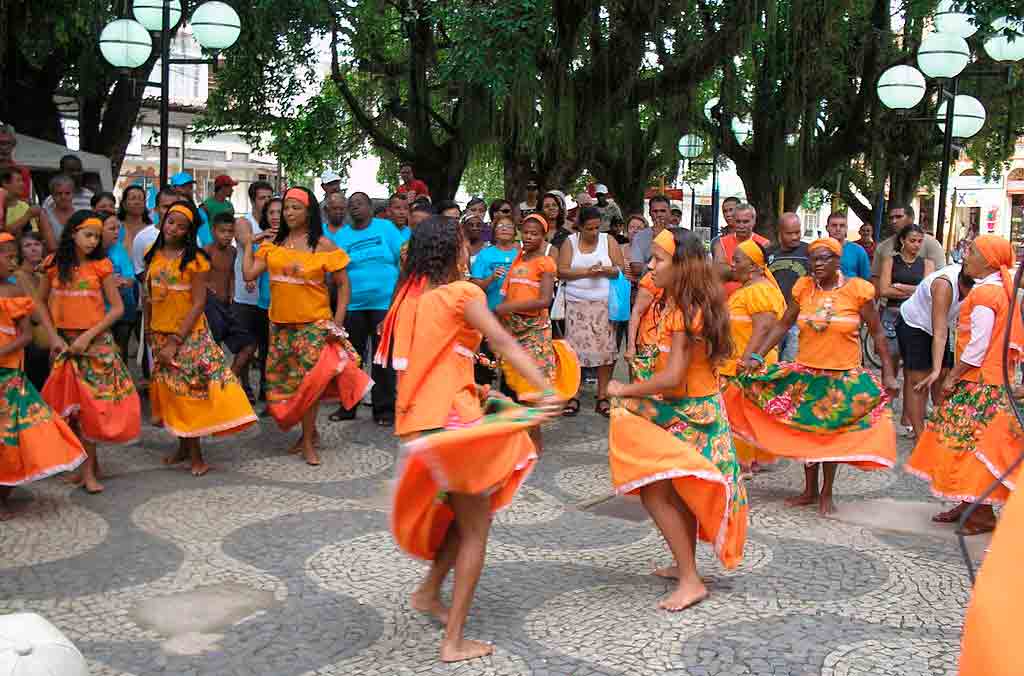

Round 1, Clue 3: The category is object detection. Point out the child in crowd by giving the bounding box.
[101,212,139,364]
[204,212,257,388]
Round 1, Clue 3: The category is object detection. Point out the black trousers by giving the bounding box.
[342,309,395,416]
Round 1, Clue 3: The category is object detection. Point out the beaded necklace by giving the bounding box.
[806,273,845,333]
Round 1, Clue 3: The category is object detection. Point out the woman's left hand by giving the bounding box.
[882,373,900,399]
[941,375,957,397]
[68,334,92,355]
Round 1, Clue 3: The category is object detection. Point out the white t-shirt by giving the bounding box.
[233,215,262,306]
[899,265,963,336]
[131,225,160,275]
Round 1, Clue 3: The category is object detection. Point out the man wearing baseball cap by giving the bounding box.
[593,183,622,233]
[194,174,237,247]
[319,170,346,224]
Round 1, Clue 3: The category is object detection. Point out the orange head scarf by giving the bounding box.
[0,232,14,244]
[737,238,780,291]
[78,216,104,234]
[653,229,676,257]
[972,234,1024,355]
[808,237,842,257]
[500,214,550,297]
[284,187,310,207]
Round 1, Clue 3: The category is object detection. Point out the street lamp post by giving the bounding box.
[677,134,705,230]
[99,0,241,188]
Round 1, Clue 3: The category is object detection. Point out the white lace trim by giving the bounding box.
[903,465,1008,505]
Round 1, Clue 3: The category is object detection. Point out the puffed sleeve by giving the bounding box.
[93,258,114,280]
[0,296,35,321]
[187,254,212,275]
[323,248,350,273]
[254,242,274,262]
[791,276,812,306]
[848,278,876,308]
[455,280,487,314]
[539,256,557,275]
[746,282,786,318]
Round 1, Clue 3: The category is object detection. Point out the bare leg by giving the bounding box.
[411,524,458,624]
[639,480,708,611]
[440,492,494,663]
[528,428,543,457]
[81,440,104,493]
[652,487,700,581]
[189,438,209,476]
[785,464,819,506]
[596,364,612,401]
[163,439,189,466]
[931,367,951,409]
[818,462,837,515]
[301,403,320,466]
[904,368,929,439]
[231,344,257,380]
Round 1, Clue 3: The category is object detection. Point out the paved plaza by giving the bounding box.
[0,398,984,675]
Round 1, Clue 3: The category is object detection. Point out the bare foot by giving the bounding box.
[818,494,836,515]
[83,478,104,494]
[440,638,493,663]
[191,461,210,477]
[652,565,679,580]
[960,510,996,535]
[303,442,321,466]
[163,449,188,465]
[784,492,818,507]
[657,579,709,612]
[61,472,84,485]
[932,503,967,523]
[0,486,13,504]
[410,590,450,624]
[288,438,303,455]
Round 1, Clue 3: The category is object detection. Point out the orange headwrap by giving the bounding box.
[78,217,104,233]
[737,238,780,291]
[522,213,549,233]
[0,232,14,244]
[284,187,310,207]
[974,235,1017,300]
[653,229,676,257]
[808,237,842,257]
[167,204,194,224]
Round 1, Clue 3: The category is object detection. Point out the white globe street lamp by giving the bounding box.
[98,19,153,69]
[937,95,987,138]
[190,1,241,50]
[132,0,182,32]
[917,31,970,79]
[984,17,1024,63]
[876,65,927,110]
[933,0,978,38]
[677,134,705,159]
[703,98,719,122]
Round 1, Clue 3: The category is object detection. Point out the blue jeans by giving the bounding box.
[779,323,799,362]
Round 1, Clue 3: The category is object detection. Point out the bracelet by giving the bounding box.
[749,353,765,364]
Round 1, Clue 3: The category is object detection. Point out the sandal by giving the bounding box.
[596,398,611,418]
[562,398,580,417]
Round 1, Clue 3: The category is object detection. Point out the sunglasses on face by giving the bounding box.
[526,185,538,190]
[498,207,512,214]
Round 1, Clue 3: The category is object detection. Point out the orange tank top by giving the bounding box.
[46,258,113,330]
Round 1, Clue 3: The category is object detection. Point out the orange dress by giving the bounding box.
[0,295,86,485]
[723,276,897,469]
[41,258,141,443]
[256,242,371,431]
[387,281,540,561]
[608,306,748,569]
[146,250,256,437]
[906,282,1022,504]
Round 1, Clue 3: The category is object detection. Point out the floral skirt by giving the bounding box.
[906,381,1021,505]
[722,363,896,470]
[722,377,777,470]
[960,487,1024,676]
[265,320,372,431]
[149,327,257,438]
[608,393,747,569]
[565,299,617,367]
[391,395,542,561]
[0,366,86,485]
[42,330,141,443]
[501,312,557,390]
[628,343,658,382]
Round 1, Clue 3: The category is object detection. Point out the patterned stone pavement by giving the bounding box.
[0,399,980,675]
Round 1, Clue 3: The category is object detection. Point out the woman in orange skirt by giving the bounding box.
[607,228,747,611]
[144,201,256,476]
[624,269,665,381]
[38,210,141,493]
[0,233,86,504]
[723,237,899,514]
[719,239,786,474]
[377,216,560,663]
[241,186,370,466]
[906,235,1024,534]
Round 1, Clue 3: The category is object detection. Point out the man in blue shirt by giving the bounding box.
[826,211,870,280]
[325,191,404,426]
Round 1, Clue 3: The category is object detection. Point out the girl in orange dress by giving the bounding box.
[38,210,141,494]
[0,232,86,503]
[724,238,899,515]
[241,186,369,466]
[624,269,665,380]
[144,201,256,476]
[720,239,786,473]
[906,235,1024,535]
[606,228,747,612]
[376,216,560,663]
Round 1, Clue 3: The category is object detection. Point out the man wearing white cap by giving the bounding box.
[319,170,345,224]
[593,184,622,233]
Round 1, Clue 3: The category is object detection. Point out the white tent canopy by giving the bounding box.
[14,134,113,191]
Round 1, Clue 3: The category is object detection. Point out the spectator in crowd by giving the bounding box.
[466,196,489,240]
[872,204,946,288]
[433,199,461,219]
[470,215,517,312]
[766,212,809,361]
[540,191,569,254]
[593,184,623,233]
[42,154,94,213]
[118,185,151,266]
[409,201,433,229]
[323,192,347,240]
[629,195,671,278]
[670,204,683,227]
[1,168,47,245]
[825,211,871,280]
[519,178,540,215]
[558,206,625,417]
[387,193,410,239]
[233,181,275,407]
[201,174,237,223]
[953,222,979,264]
[318,170,344,223]
[0,124,32,200]
[856,223,876,261]
[100,212,138,363]
[13,232,50,390]
[489,199,513,227]
[91,192,117,214]
[132,186,179,277]
[622,214,649,284]
[713,202,769,297]
[397,163,430,202]
[709,195,742,258]
[41,174,76,244]
[463,213,489,265]
[326,191,403,426]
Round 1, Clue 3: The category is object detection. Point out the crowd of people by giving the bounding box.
[0,153,1020,665]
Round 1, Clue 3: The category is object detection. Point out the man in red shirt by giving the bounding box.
[397,163,430,203]
[712,202,769,297]
[0,124,32,200]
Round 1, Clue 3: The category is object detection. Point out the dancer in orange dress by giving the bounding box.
[38,211,141,493]
[241,186,370,465]
[607,228,748,611]
[144,201,256,476]
[0,232,86,504]
[723,237,899,514]
[377,216,560,662]
[624,269,665,380]
[906,235,1024,535]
